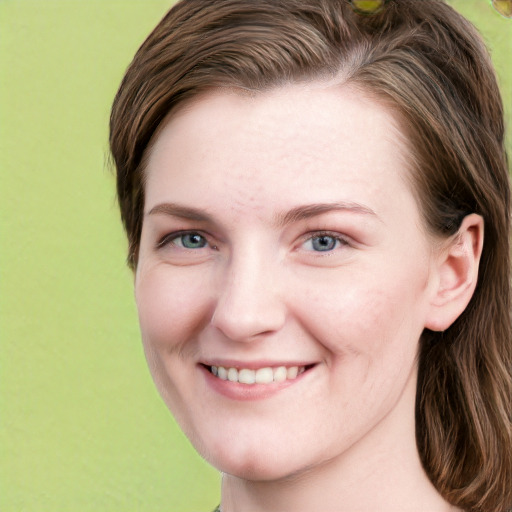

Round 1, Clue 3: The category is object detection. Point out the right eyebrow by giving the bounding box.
[146,203,212,222]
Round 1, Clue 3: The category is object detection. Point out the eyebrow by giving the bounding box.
[147,201,379,225]
[274,202,379,227]
[147,203,213,221]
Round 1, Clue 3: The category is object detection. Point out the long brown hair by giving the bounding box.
[110,1,511,510]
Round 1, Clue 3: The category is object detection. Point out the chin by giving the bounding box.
[194,432,307,481]
[215,456,301,482]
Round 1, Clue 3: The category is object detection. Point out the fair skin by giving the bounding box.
[135,83,482,512]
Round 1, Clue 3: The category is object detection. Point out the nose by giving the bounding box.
[211,249,287,342]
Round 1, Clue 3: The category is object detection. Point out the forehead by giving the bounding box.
[144,83,415,222]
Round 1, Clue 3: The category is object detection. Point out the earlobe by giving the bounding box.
[425,214,484,332]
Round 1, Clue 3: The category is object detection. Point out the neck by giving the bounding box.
[220,375,460,512]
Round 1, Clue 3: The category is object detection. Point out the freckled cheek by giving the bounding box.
[135,270,213,352]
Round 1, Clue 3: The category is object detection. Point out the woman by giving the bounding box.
[109,1,511,510]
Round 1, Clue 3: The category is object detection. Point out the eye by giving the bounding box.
[302,233,347,252]
[158,231,209,250]
[177,232,207,249]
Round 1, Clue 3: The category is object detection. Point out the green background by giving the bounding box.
[0,1,510,511]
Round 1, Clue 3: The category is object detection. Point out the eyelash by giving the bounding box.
[156,230,349,253]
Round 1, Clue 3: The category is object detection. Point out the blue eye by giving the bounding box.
[303,234,344,252]
[169,232,208,249]
[312,235,337,251]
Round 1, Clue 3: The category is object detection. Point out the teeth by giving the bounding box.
[239,368,255,384]
[287,366,299,379]
[210,365,307,384]
[255,367,273,384]
[274,366,287,382]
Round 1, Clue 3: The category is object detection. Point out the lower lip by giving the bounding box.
[200,365,311,401]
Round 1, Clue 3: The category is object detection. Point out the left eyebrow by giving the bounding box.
[274,202,380,227]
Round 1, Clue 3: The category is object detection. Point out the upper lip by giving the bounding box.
[200,359,318,370]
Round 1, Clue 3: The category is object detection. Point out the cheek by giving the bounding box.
[295,265,428,361]
[135,267,212,355]
[134,266,215,437]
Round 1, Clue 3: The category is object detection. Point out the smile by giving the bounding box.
[206,364,311,384]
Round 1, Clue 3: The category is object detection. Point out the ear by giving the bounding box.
[425,214,484,332]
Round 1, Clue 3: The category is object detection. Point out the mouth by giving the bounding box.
[201,363,316,385]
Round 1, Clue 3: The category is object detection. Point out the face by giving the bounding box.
[135,83,440,481]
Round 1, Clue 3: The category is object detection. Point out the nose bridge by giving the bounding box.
[211,240,286,341]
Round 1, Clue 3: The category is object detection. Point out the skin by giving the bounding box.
[135,83,481,511]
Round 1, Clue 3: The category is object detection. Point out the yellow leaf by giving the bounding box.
[350,0,386,15]
[492,0,512,18]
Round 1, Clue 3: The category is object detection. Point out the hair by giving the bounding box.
[109,1,512,510]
